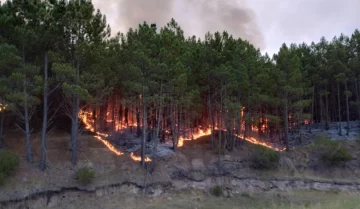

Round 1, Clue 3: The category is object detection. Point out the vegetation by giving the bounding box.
[0,150,19,185]
[211,185,223,197]
[251,145,280,169]
[0,0,358,167]
[314,136,352,166]
[76,167,95,185]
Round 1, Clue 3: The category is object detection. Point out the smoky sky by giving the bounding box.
[92,0,265,49]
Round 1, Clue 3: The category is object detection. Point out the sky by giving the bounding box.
[92,0,360,56]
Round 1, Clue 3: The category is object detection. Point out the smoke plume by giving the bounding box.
[92,0,265,49]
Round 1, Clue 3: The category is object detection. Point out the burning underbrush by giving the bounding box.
[78,109,286,163]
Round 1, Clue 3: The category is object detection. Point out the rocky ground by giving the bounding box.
[1,123,360,208]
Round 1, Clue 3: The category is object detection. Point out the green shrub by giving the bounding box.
[0,173,5,185]
[313,137,352,166]
[76,167,95,185]
[211,185,223,197]
[0,150,19,177]
[251,145,280,169]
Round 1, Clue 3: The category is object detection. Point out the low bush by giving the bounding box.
[0,150,19,185]
[76,167,95,185]
[313,136,352,166]
[251,145,280,169]
[211,185,223,197]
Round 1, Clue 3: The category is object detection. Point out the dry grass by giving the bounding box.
[46,189,360,209]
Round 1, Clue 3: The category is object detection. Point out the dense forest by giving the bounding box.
[0,0,359,169]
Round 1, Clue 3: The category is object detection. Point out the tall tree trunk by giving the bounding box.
[208,93,214,151]
[354,78,360,125]
[170,101,176,151]
[141,96,147,167]
[337,83,342,136]
[325,91,329,130]
[92,105,97,132]
[40,52,48,171]
[284,93,290,152]
[309,85,315,133]
[0,107,5,149]
[345,82,350,136]
[71,62,80,166]
[319,93,323,129]
[24,79,32,162]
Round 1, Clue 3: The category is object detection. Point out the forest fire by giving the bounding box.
[0,103,7,112]
[130,152,151,162]
[79,110,124,156]
[237,134,286,152]
[78,104,285,162]
[177,128,212,147]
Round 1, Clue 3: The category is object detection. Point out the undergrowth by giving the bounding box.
[251,145,280,169]
[0,150,19,185]
[76,167,95,185]
[313,135,352,166]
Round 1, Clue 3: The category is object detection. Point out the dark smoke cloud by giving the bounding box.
[92,0,265,49]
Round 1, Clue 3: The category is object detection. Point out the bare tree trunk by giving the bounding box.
[319,93,323,130]
[170,101,176,151]
[337,83,342,136]
[92,105,97,132]
[310,85,315,133]
[354,78,360,124]
[141,96,147,167]
[208,94,214,151]
[345,83,350,136]
[71,62,80,166]
[23,79,32,162]
[325,91,329,130]
[284,93,290,152]
[40,52,48,171]
[0,107,5,148]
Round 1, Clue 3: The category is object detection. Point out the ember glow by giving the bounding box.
[0,103,7,112]
[79,104,285,160]
[130,152,151,162]
[78,110,124,156]
[236,134,286,152]
[177,128,212,147]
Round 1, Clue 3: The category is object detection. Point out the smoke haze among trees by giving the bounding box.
[0,0,359,167]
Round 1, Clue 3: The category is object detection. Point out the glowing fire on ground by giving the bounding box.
[78,110,153,161]
[130,152,151,162]
[0,103,7,112]
[236,134,286,152]
[177,128,212,147]
[79,107,285,159]
[79,110,124,156]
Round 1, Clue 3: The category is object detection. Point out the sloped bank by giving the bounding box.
[1,176,360,209]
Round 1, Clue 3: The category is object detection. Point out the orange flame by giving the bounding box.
[0,103,7,112]
[236,134,285,152]
[176,126,285,152]
[79,110,124,156]
[177,128,212,147]
[130,152,151,162]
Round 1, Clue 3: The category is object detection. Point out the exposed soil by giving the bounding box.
[1,126,360,208]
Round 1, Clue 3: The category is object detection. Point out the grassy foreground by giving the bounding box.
[48,189,360,209]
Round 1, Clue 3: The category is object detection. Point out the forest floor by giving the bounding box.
[1,128,360,208]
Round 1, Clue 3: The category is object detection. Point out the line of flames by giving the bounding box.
[78,110,151,162]
[79,109,285,163]
[177,128,285,152]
